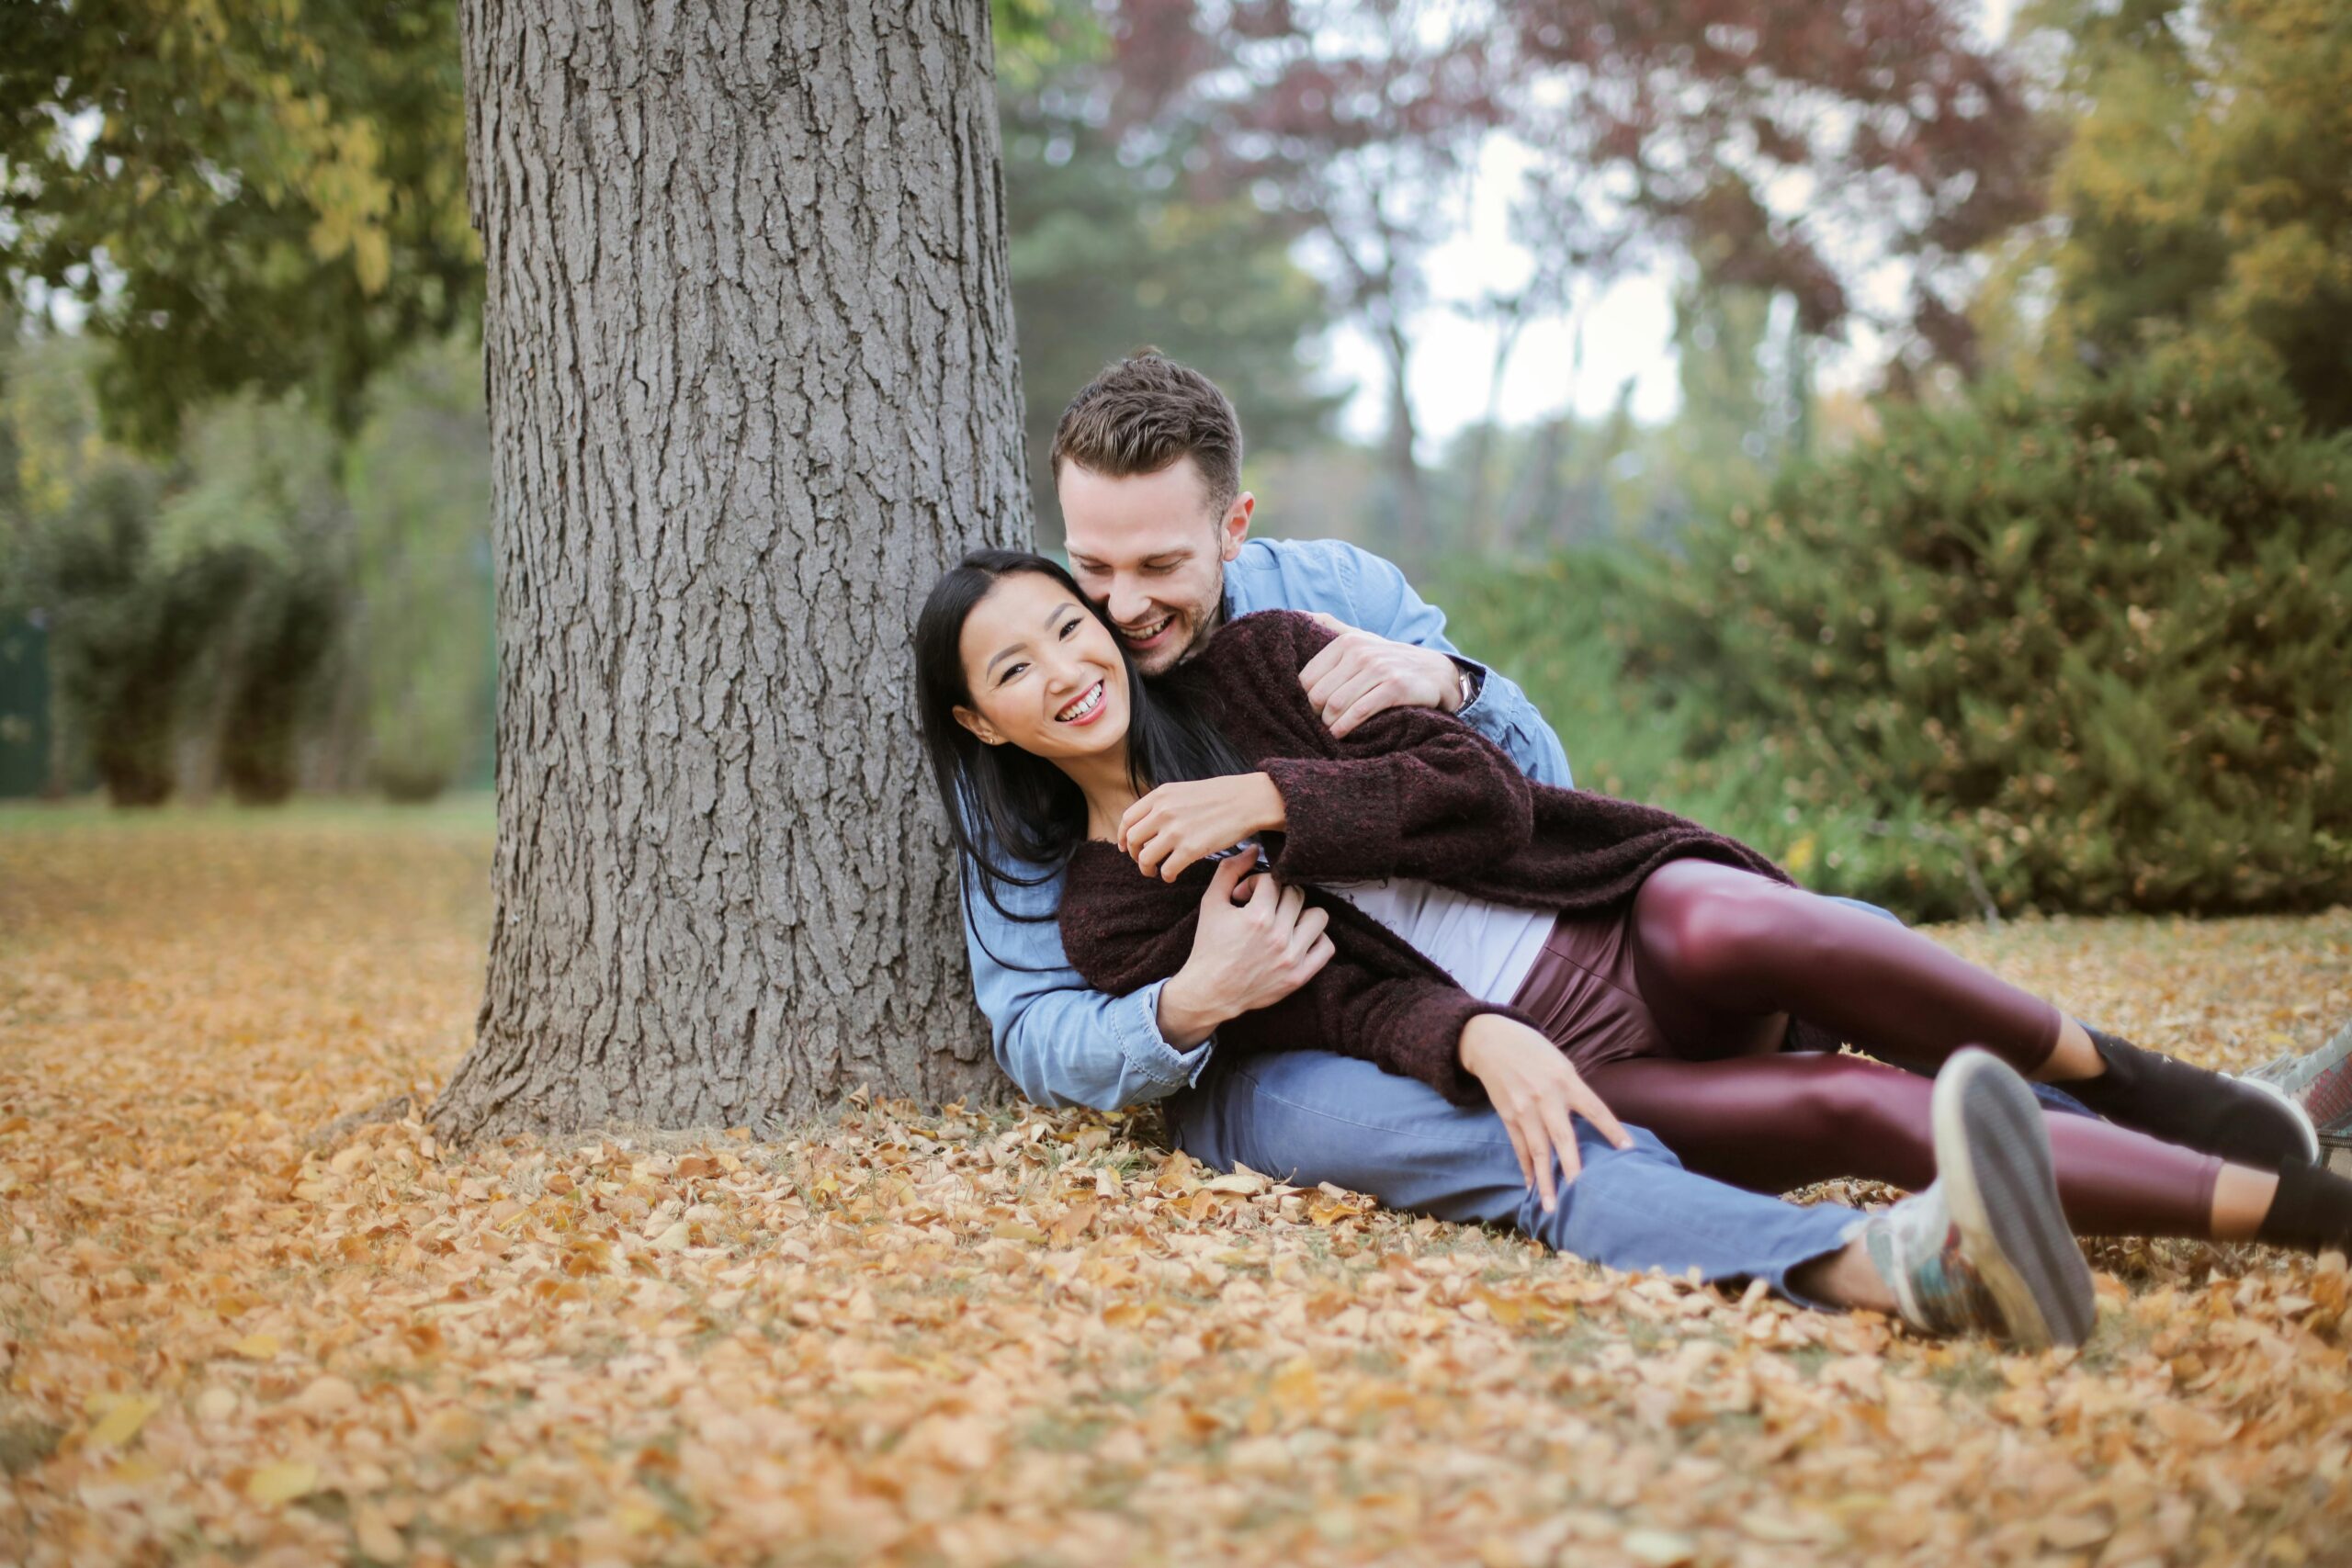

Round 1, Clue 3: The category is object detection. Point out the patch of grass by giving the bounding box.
[0,1418,62,1475]
[0,791,496,838]
[1785,1344,1836,1379]
[1919,1346,2007,1399]
[1019,1409,1114,1454]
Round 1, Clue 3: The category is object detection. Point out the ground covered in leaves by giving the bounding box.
[4,805,2350,1567]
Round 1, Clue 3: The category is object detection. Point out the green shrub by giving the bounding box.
[1440,551,1943,912]
[1438,552,1691,802]
[1612,362,2352,917]
[39,464,243,806]
[217,561,342,804]
[347,335,495,805]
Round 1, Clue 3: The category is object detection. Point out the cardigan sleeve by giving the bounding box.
[1215,614,1537,884]
[1057,852,1206,1001]
[1220,953,1520,1107]
[1058,843,1524,1107]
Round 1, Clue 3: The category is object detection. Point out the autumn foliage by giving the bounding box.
[3,812,2350,1563]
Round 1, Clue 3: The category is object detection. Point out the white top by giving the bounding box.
[1319,874,1555,1004]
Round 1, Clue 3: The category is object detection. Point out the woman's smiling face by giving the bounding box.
[953,569,1132,763]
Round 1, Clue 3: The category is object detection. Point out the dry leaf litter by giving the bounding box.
[2,812,2349,1566]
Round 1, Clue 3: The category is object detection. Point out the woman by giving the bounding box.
[915,549,2352,1269]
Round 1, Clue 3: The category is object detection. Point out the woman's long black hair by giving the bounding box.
[914,549,1249,943]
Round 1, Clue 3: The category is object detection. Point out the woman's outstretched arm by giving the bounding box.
[1258,707,1535,883]
[1062,844,1535,1105]
[1187,611,1540,884]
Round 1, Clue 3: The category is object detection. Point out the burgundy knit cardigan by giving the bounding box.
[1057,610,1792,1104]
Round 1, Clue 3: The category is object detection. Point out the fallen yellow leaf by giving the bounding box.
[353,1500,402,1560]
[245,1459,320,1505]
[615,1499,666,1534]
[86,1395,162,1449]
[1270,1357,1321,1419]
[1623,1528,1697,1567]
[1785,834,1818,874]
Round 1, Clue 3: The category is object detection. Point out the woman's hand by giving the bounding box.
[1119,773,1288,882]
[1157,853,1334,1045]
[1457,1013,1634,1213]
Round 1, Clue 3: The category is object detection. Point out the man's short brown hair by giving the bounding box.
[1049,351,1243,517]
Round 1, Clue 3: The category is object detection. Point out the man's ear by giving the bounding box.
[1218,491,1255,562]
[953,705,1006,747]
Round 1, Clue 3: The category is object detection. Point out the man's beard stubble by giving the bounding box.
[1099,557,1229,678]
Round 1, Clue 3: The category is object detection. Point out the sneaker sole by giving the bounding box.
[2234,1075,2321,1164]
[1931,1050,2096,1349]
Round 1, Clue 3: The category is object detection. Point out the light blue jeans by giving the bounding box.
[1164,1048,1862,1303]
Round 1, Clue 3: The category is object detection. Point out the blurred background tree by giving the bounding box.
[2018,0,2352,426]
[3,0,2345,919]
[343,336,494,803]
[0,0,476,446]
[1,0,481,804]
[159,393,351,803]
[998,1,1342,546]
[5,332,238,803]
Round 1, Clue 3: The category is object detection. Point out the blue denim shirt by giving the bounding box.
[961,536,1576,1110]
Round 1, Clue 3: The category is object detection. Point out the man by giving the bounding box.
[957,351,2091,1344]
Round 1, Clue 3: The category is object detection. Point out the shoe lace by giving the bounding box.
[1901,1222,2006,1338]
[1872,1193,2005,1339]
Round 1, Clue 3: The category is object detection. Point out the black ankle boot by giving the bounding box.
[2064,1026,2317,1170]
[2257,1160,2352,1255]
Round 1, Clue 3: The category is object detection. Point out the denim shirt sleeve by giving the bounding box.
[1331,545,1576,789]
[960,851,1214,1111]
[963,539,1574,1111]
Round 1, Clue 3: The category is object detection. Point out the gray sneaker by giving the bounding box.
[1860,1049,2096,1348]
[2243,1019,2352,1143]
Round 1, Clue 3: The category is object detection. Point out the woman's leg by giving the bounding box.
[1629,859,2062,1071]
[1581,1052,2248,1238]
[1627,859,2312,1168]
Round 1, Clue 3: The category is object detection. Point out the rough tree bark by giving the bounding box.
[432,0,1028,1140]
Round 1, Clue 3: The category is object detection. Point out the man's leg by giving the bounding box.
[1163,1049,1859,1304]
[1166,1047,2098,1346]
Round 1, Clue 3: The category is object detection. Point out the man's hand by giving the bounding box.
[1155,853,1333,1047]
[1457,1013,1634,1213]
[1300,611,1469,738]
[1119,773,1287,882]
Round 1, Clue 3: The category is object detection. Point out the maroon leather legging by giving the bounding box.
[1569,860,2224,1237]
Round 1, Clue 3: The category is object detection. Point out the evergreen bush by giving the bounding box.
[161,392,352,804]
[1615,362,2352,917]
[217,560,342,804]
[1441,552,1951,915]
[39,464,242,806]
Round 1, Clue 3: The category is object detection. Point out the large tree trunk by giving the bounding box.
[433,0,1028,1140]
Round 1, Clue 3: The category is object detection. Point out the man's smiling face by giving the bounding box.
[1059,455,1251,678]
